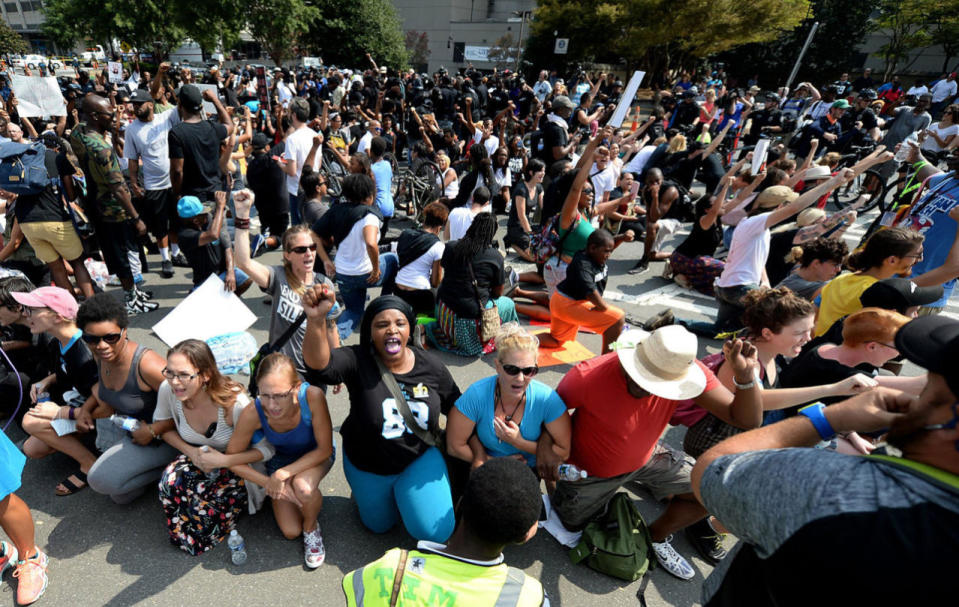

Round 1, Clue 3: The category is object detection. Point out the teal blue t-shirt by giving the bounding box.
[454,375,566,466]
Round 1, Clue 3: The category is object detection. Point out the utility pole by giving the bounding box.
[785,21,819,91]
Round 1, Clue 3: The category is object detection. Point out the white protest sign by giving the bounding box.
[9,75,65,117]
[193,83,219,114]
[608,71,645,128]
[751,138,770,176]
[108,61,123,83]
[152,273,258,347]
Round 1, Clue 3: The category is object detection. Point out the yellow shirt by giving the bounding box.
[814,273,878,336]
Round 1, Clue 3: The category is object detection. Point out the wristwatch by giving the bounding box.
[798,402,836,441]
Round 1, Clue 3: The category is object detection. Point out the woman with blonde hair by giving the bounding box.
[233,190,339,380]
[446,323,571,471]
[155,339,274,555]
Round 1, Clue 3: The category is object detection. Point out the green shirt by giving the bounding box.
[69,122,130,222]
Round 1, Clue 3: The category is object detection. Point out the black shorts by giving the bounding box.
[134,188,174,238]
[95,219,137,280]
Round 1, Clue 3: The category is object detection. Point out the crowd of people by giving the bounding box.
[0,53,956,606]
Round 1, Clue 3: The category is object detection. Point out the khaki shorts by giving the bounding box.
[18,221,83,264]
[551,441,693,531]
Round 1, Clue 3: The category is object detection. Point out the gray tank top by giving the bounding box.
[97,344,158,421]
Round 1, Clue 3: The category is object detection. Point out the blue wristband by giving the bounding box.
[798,402,836,441]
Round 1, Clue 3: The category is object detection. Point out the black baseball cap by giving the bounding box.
[179,84,203,112]
[252,132,270,149]
[895,316,959,396]
[130,89,153,104]
[860,278,943,314]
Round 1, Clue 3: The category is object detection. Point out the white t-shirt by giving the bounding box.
[921,122,959,153]
[483,135,500,157]
[930,79,957,103]
[439,167,459,198]
[357,131,373,155]
[492,167,512,193]
[907,85,929,97]
[447,206,480,241]
[283,125,321,196]
[335,213,380,276]
[276,81,294,106]
[716,212,772,288]
[590,164,617,200]
[396,241,445,290]
[123,108,180,190]
[623,145,657,175]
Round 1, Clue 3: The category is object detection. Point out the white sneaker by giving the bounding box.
[303,526,325,569]
[651,535,695,580]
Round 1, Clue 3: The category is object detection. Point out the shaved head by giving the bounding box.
[81,94,110,115]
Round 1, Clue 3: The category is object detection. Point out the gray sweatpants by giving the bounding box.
[87,420,178,504]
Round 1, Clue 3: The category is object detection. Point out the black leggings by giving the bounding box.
[395,287,435,317]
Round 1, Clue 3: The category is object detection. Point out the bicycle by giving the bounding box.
[398,160,443,221]
[829,145,886,213]
[320,147,348,198]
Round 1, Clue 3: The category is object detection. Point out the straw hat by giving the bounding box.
[615,326,706,400]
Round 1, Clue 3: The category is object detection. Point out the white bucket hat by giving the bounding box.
[614,326,706,400]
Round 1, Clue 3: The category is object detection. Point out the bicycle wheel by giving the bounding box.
[321,147,347,198]
[409,161,443,219]
[856,170,886,214]
[384,153,402,199]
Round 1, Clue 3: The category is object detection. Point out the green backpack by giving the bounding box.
[569,492,656,582]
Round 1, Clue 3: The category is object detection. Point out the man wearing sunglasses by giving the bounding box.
[692,315,959,605]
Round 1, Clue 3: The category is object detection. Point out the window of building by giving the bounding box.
[4,2,19,11]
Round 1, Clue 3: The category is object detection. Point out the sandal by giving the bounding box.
[55,472,87,496]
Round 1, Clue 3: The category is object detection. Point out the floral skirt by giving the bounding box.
[428,297,518,356]
[158,454,248,556]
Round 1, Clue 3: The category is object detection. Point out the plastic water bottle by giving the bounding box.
[894,132,919,163]
[109,414,140,433]
[557,463,587,481]
[228,529,247,565]
[37,392,50,404]
[199,446,219,480]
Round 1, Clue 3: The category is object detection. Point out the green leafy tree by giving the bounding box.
[405,30,430,71]
[247,0,320,66]
[487,33,517,71]
[524,0,809,82]
[928,1,959,74]
[0,20,29,56]
[306,0,408,69]
[717,0,880,88]
[872,0,935,80]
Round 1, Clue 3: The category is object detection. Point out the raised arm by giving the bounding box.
[766,168,854,229]
[231,189,272,287]
[301,282,337,371]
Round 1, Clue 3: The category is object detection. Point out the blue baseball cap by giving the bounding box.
[177,196,213,218]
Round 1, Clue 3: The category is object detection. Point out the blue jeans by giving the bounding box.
[289,193,301,226]
[343,447,455,542]
[678,283,759,338]
[335,253,399,339]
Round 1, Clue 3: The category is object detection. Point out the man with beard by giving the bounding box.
[692,315,959,606]
[123,88,188,278]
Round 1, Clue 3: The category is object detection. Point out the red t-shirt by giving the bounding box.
[557,352,719,478]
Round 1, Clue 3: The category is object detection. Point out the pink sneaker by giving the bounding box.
[13,549,48,605]
[0,541,17,577]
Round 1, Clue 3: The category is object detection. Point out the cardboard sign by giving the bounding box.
[751,138,770,176]
[608,71,645,128]
[152,274,258,347]
[193,83,219,114]
[9,75,65,117]
[107,61,123,83]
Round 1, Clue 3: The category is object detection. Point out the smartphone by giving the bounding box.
[629,181,640,198]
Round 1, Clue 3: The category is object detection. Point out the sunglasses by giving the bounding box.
[502,364,539,377]
[923,403,959,432]
[288,244,317,254]
[82,331,123,345]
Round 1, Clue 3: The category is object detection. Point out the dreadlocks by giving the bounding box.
[448,212,498,266]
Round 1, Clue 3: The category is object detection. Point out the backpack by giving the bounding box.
[0,140,51,195]
[569,492,656,582]
[529,213,572,264]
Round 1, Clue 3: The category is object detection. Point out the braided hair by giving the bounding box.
[448,212,497,267]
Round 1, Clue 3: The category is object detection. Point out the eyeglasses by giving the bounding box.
[903,251,924,261]
[162,367,199,383]
[259,387,295,403]
[923,403,959,432]
[873,341,899,351]
[82,331,123,345]
[288,244,317,254]
[502,364,539,377]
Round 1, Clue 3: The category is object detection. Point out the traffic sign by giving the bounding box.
[554,38,569,54]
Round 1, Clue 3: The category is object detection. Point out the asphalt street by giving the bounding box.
[0,204,939,607]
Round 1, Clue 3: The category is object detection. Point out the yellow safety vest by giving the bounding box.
[343,548,545,607]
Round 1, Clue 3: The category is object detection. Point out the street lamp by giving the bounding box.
[511,10,532,69]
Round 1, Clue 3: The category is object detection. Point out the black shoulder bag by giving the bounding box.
[374,355,443,448]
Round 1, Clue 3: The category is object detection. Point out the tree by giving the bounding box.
[524,0,809,82]
[0,20,29,56]
[871,0,935,80]
[486,34,517,71]
[41,0,246,59]
[928,1,959,74]
[717,0,880,89]
[306,0,408,68]
[405,30,430,71]
[247,0,320,66]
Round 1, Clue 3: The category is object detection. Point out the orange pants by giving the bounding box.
[549,291,624,343]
